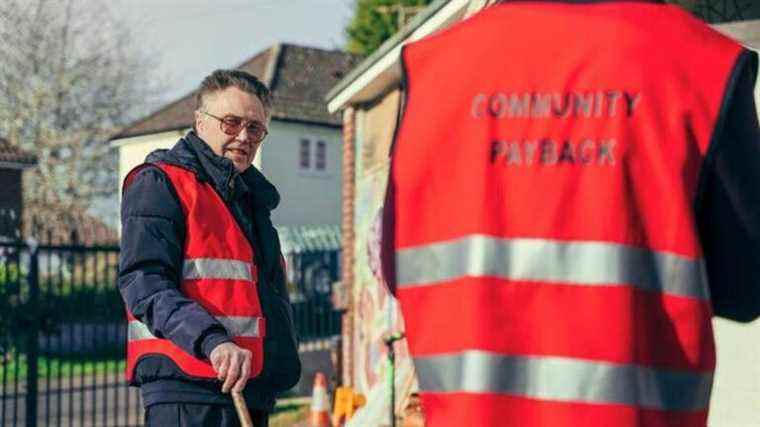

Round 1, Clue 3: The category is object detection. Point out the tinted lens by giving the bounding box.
[246,124,267,141]
[220,117,243,135]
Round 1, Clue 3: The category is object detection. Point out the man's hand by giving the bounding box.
[209,342,252,394]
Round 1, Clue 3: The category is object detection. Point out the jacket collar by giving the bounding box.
[186,131,237,197]
[145,131,280,210]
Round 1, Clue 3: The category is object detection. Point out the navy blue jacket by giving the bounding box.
[696,49,760,322]
[119,132,301,410]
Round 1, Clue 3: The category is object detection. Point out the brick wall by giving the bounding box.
[340,106,356,386]
[341,89,404,393]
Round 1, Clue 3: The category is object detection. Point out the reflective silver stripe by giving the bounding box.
[128,321,155,341]
[414,351,713,411]
[397,235,708,299]
[128,316,262,340]
[183,258,252,281]
[217,316,262,338]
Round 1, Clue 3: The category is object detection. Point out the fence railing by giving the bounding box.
[0,239,343,426]
[1,240,140,427]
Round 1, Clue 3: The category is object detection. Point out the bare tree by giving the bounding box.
[0,0,161,238]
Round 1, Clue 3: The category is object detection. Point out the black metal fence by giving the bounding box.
[0,237,343,426]
[1,239,139,427]
[288,249,343,342]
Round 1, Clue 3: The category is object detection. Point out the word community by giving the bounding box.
[490,138,617,166]
[472,90,641,119]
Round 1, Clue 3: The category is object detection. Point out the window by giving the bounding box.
[316,141,326,170]
[299,139,311,169]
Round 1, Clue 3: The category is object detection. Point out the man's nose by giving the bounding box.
[235,126,251,143]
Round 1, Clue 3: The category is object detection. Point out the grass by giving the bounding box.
[1,354,125,380]
[271,402,309,427]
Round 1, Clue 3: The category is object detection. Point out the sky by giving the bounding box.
[114,0,355,103]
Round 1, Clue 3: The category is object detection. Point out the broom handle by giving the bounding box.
[232,391,254,427]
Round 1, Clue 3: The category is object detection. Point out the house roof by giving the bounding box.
[0,137,37,166]
[116,44,360,140]
[276,224,341,254]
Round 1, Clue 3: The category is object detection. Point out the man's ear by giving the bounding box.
[194,110,203,132]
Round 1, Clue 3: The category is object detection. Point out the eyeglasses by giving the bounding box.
[201,111,268,142]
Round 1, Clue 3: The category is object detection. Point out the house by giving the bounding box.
[111,43,360,228]
[325,0,760,425]
[0,136,37,240]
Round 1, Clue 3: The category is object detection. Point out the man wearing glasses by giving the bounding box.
[119,70,300,427]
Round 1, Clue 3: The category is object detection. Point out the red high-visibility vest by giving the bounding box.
[125,163,265,381]
[387,2,743,426]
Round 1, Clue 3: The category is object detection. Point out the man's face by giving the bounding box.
[195,86,268,173]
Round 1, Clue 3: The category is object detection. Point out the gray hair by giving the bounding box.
[196,69,273,116]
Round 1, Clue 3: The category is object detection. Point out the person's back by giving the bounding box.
[384,1,760,426]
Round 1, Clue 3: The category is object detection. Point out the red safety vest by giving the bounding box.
[125,163,266,381]
[388,2,742,426]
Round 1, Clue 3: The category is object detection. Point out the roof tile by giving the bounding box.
[276,224,342,253]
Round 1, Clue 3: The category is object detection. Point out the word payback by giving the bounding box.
[471,90,641,167]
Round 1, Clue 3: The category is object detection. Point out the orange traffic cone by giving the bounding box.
[309,372,331,427]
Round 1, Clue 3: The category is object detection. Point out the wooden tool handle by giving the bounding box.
[232,391,254,427]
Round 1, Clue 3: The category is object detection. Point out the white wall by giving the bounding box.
[115,130,187,198]
[260,121,342,227]
[113,130,185,234]
[710,318,760,426]
[708,20,760,427]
